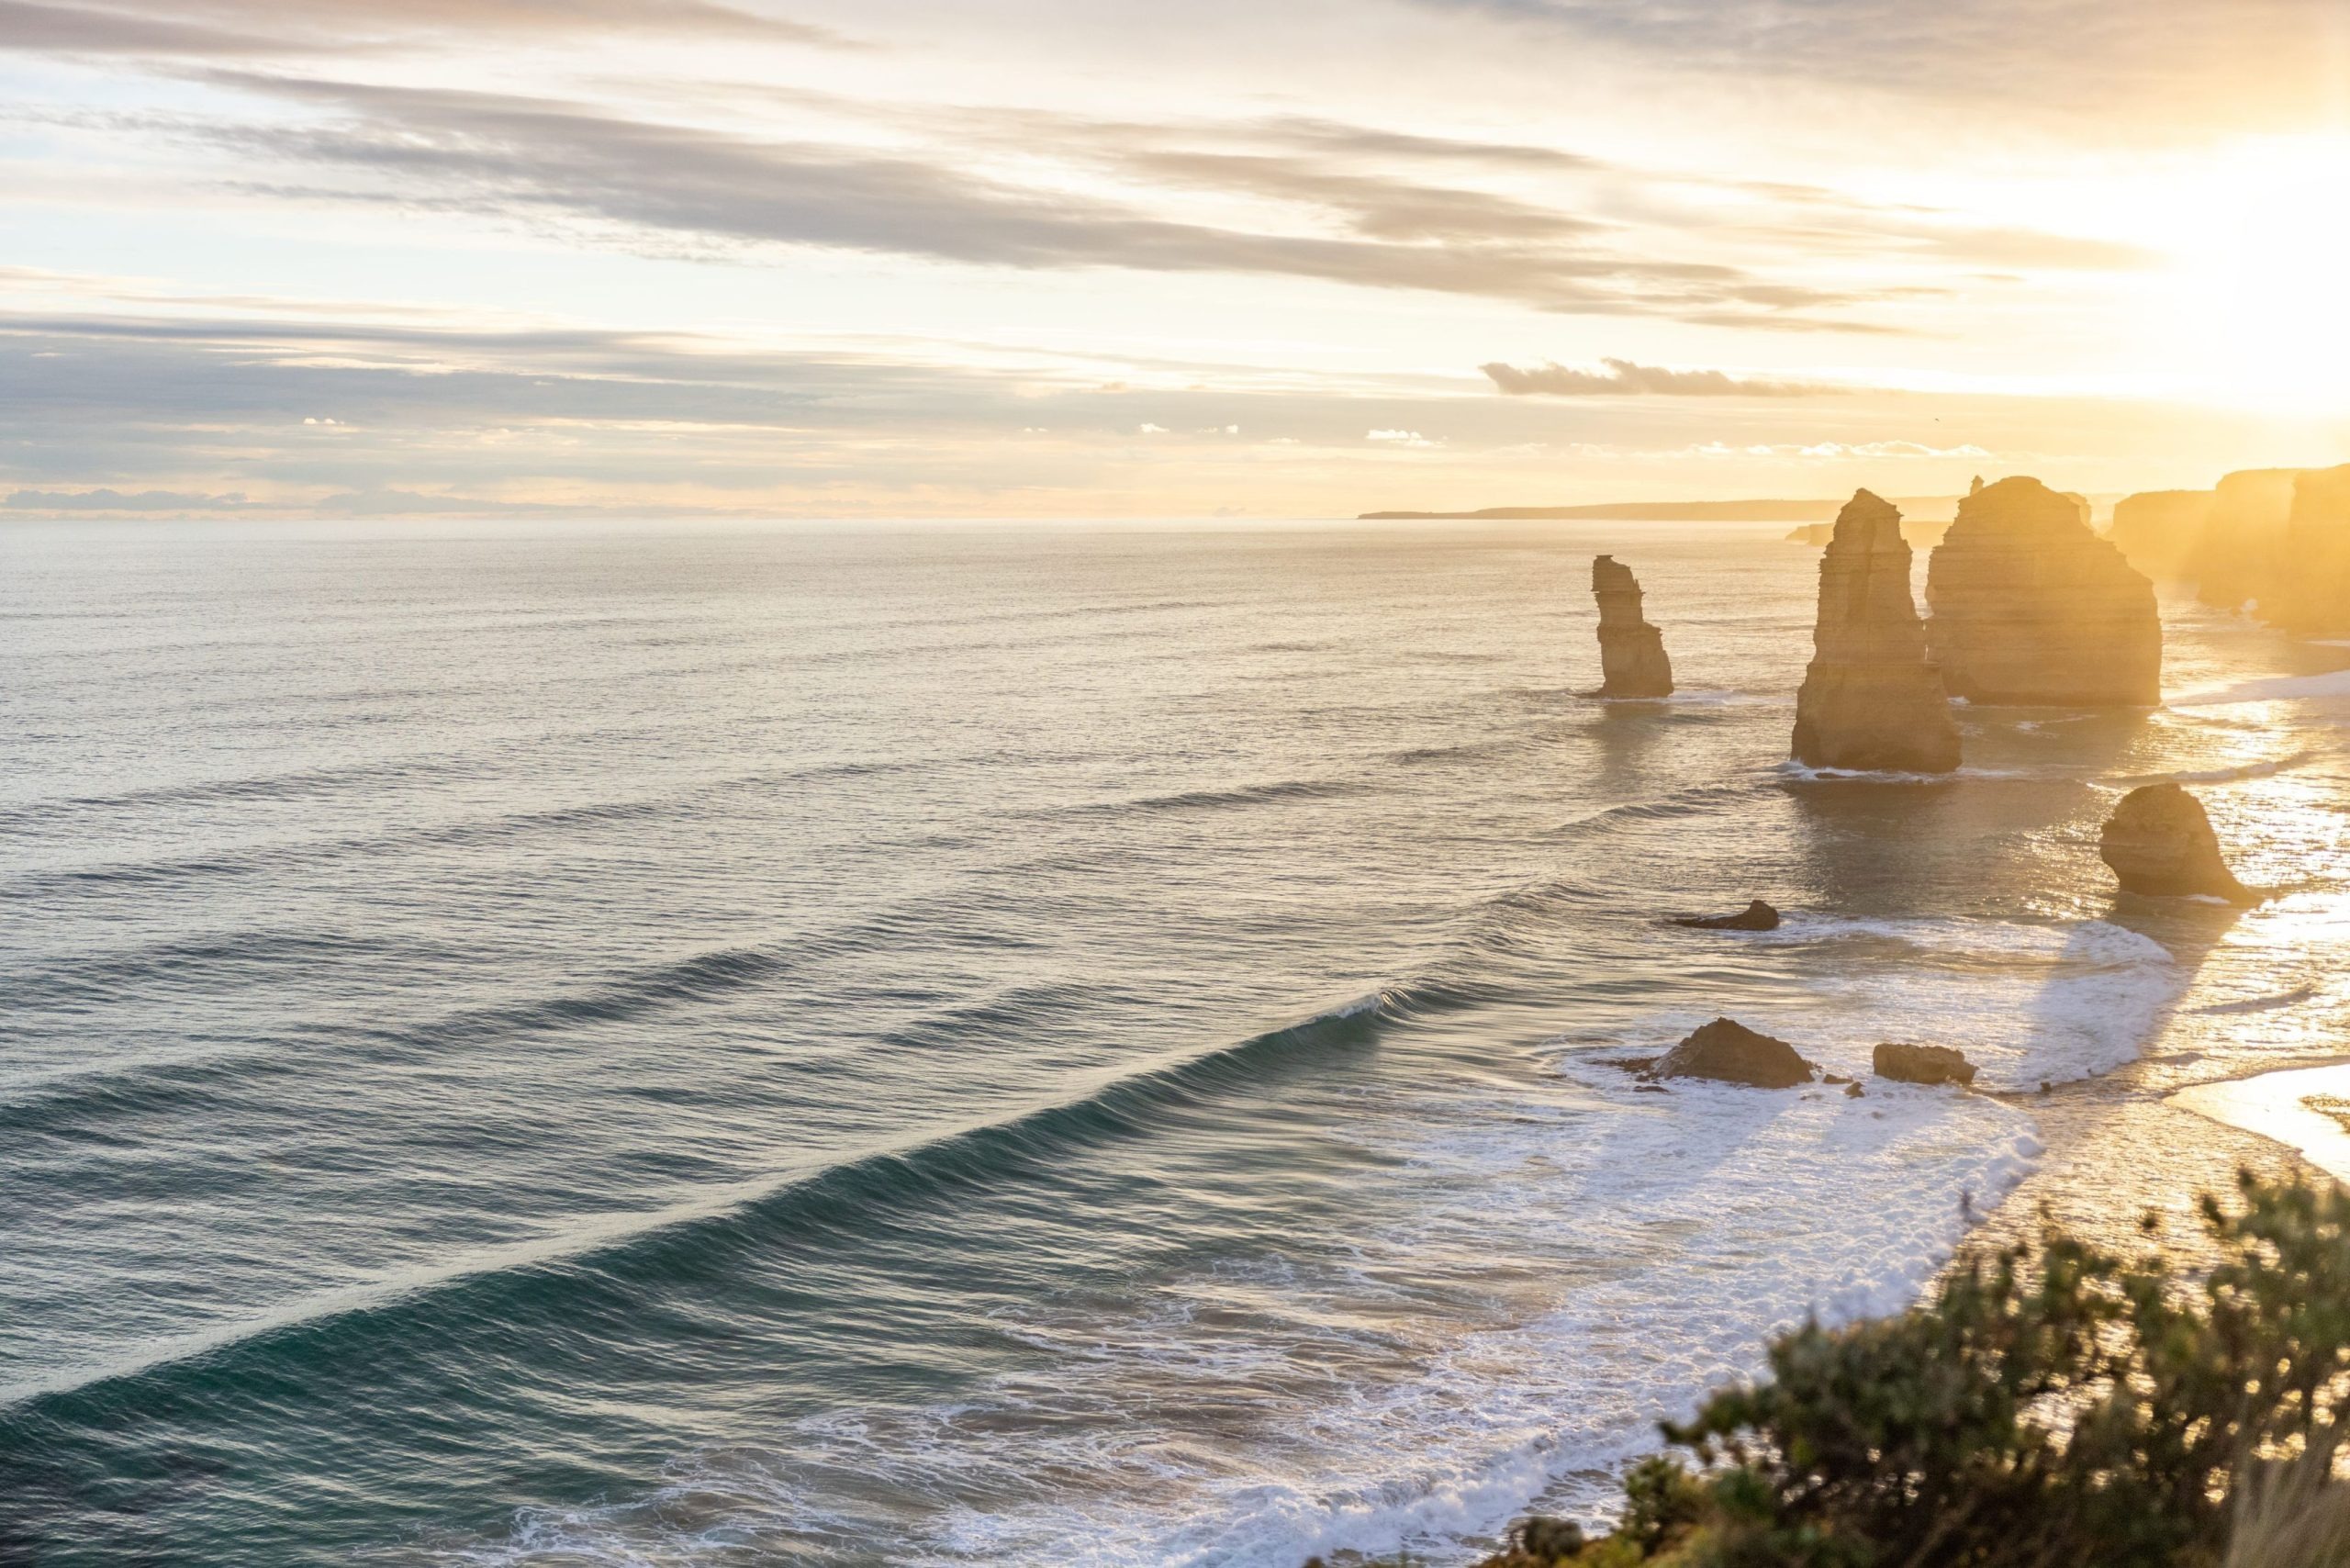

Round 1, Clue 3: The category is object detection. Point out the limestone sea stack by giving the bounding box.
[2098,782,2254,903]
[1591,555,1673,697]
[1924,476,2161,706]
[1791,489,1961,773]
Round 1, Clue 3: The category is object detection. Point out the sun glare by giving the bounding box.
[2161,133,2350,414]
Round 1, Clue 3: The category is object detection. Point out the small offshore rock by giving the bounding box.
[1874,1042,1978,1087]
[1649,1017,1818,1089]
[1672,899,1780,931]
[1822,1072,1853,1085]
[2098,782,2255,903]
[1844,1081,1865,1099]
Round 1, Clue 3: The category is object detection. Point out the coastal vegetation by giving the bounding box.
[1472,1170,2350,1568]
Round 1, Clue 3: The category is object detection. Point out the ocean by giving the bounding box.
[4,517,2347,1567]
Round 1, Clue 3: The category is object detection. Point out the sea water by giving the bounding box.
[3,517,2347,1566]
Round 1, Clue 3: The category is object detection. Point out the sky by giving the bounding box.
[4,0,2350,519]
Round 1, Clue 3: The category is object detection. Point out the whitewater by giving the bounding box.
[3,516,2347,1567]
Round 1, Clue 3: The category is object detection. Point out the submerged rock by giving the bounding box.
[2098,782,2255,903]
[1925,476,2161,706]
[1672,899,1781,931]
[1874,1042,1978,1087]
[1650,1017,1817,1089]
[1591,555,1673,697]
[1792,489,1961,773]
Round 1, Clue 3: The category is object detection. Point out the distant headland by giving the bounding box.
[1358,496,1962,523]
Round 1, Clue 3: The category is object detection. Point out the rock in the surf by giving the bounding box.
[1649,1017,1817,1089]
[1792,488,1961,773]
[2098,782,2255,903]
[1591,555,1673,697]
[1672,899,1782,931]
[1873,1042,1978,1087]
[1925,476,2161,705]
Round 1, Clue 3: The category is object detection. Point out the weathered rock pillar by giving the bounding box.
[1592,555,1673,698]
[1792,489,1960,773]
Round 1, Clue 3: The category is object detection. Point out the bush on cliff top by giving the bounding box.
[1480,1170,2350,1568]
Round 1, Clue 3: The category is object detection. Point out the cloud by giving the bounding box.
[170,73,1899,330]
[1674,439,1996,461]
[0,0,854,56]
[1481,357,1832,396]
[1405,0,2349,125]
[0,1,328,57]
[1367,429,1437,446]
[5,486,262,510]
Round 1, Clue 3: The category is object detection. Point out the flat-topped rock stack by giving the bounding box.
[1591,555,1673,698]
[1792,489,1960,773]
[1925,476,2161,706]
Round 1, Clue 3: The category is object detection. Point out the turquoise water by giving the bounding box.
[3,519,2346,1566]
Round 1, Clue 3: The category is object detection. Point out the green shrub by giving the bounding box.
[1481,1170,2350,1568]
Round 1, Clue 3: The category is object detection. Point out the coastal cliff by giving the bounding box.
[1791,489,1960,772]
[1925,476,2161,706]
[2187,467,2303,613]
[2106,489,2212,583]
[1591,555,1674,697]
[2109,465,2349,637]
[2269,464,2350,637]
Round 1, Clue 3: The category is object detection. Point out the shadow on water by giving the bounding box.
[1583,700,1669,796]
[1781,707,2154,915]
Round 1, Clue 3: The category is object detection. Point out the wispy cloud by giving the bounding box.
[155,73,1910,330]
[1482,357,1832,396]
[0,0,855,56]
[1410,0,2345,105]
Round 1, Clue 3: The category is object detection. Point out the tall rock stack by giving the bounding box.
[1792,489,1960,772]
[1924,476,2162,706]
[1590,555,1673,697]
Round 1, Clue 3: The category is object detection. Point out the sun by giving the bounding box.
[2160,133,2350,414]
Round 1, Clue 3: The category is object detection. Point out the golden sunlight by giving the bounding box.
[2163,133,2350,413]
